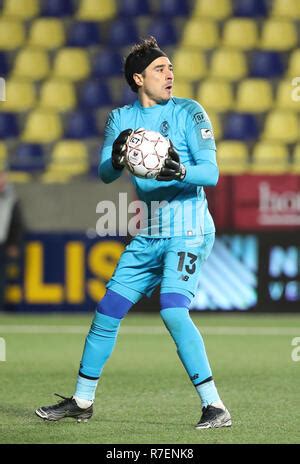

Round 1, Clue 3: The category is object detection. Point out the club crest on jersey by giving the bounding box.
[201,128,214,140]
[160,121,169,137]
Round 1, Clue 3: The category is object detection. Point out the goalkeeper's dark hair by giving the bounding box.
[124,36,167,93]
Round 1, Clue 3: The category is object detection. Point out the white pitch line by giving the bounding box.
[0,325,299,336]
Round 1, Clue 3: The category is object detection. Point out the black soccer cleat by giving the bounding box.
[195,404,232,429]
[35,393,93,422]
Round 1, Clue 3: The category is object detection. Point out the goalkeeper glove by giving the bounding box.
[156,141,186,181]
[111,129,133,170]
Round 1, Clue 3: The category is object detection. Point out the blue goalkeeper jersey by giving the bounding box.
[99,97,219,238]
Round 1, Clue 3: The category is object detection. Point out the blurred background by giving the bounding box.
[0,0,300,313]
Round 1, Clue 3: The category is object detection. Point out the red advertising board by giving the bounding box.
[233,175,300,230]
[205,176,232,230]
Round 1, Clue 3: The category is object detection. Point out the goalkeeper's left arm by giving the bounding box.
[157,143,219,186]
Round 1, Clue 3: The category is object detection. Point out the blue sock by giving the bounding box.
[195,380,221,408]
[160,307,212,386]
[74,311,121,401]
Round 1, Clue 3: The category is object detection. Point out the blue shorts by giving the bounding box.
[107,233,215,304]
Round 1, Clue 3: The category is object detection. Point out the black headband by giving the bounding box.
[125,47,167,92]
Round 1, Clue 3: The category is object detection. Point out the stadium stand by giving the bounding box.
[0,19,25,50]
[116,0,151,17]
[217,140,249,174]
[232,0,268,17]
[251,142,289,173]
[39,79,76,112]
[0,79,36,112]
[249,51,284,78]
[48,140,89,176]
[0,0,299,178]
[222,18,258,50]
[67,21,101,47]
[236,79,273,113]
[209,49,248,81]
[0,113,19,138]
[260,19,298,51]
[2,0,40,19]
[181,19,219,49]
[172,49,207,81]
[76,0,117,21]
[262,110,299,144]
[193,0,232,19]
[53,48,90,81]
[271,0,300,19]
[196,79,233,112]
[0,141,7,170]
[12,48,50,80]
[40,0,75,17]
[21,110,63,143]
[28,18,65,49]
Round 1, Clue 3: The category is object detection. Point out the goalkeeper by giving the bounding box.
[36,37,231,429]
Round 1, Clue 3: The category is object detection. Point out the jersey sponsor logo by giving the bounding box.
[201,128,214,140]
[193,112,205,124]
[160,120,169,137]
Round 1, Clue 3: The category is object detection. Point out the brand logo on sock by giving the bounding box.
[191,374,199,381]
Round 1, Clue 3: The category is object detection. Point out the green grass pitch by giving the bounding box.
[0,312,299,444]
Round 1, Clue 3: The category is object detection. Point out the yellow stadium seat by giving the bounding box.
[251,142,289,174]
[272,0,300,19]
[12,48,50,80]
[207,111,222,140]
[181,20,219,49]
[77,0,117,21]
[41,172,73,184]
[172,81,194,99]
[22,110,62,143]
[0,19,25,50]
[222,19,258,50]
[0,79,36,112]
[262,111,299,144]
[172,50,207,81]
[28,19,65,49]
[292,144,300,173]
[260,20,297,51]
[286,49,300,77]
[197,79,233,112]
[49,141,89,175]
[7,172,32,183]
[276,80,300,112]
[236,79,273,113]
[0,142,7,170]
[193,0,232,19]
[217,141,249,174]
[53,48,90,81]
[210,49,247,81]
[2,0,39,19]
[39,79,76,112]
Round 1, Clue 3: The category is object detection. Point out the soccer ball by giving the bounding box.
[124,128,170,179]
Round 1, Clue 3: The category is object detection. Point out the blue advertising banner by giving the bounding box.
[4,232,300,312]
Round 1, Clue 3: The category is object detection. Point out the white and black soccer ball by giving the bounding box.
[124,128,170,179]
